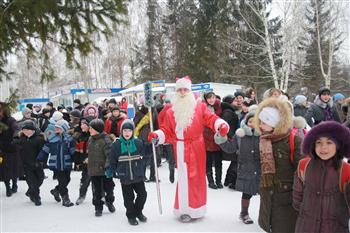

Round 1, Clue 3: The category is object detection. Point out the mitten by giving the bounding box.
[214,133,227,145]
[218,123,229,137]
[148,132,159,145]
[105,169,113,179]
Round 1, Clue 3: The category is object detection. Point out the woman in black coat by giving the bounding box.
[0,102,23,196]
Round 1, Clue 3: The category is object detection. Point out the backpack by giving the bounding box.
[297,157,350,193]
[289,127,307,163]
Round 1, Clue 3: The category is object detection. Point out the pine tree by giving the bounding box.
[0,0,128,81]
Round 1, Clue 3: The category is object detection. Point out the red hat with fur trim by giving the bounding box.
[175,76,192,91]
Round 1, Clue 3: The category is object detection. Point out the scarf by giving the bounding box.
[324,105,333,121]
[259,132,289,188]
[120,136,137,154]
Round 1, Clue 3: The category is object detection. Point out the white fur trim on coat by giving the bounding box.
[214,119,229,133]
[154,130,165,145]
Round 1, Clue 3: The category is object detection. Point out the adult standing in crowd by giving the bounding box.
[293,95,308,118]
[0,102,23,197]
[148,76,229,222]
[304,87,340,127]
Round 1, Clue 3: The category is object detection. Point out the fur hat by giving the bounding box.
[254,97,292,135]
[21,120,36,131]
[293,116,307,129]
[120,119,135,133]
[302,121,350,158]
[22,108,31,115]
[258,107,281,128]
[175,76,192,91]
[83,104,99,119]
[294,95,307,105]
[89,119,105,133]
[51,111,63,122]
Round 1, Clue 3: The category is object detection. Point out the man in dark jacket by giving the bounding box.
[13,120,45,205]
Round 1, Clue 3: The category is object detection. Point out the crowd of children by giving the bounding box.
[1,84,350,231]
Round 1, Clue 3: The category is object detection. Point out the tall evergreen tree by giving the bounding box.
[0,0,128,81]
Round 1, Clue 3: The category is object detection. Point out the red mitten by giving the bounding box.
[218,123,229,137]
[148,132,159,144]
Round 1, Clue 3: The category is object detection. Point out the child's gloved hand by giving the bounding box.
[105,169,113,179]
[214,133,227,145]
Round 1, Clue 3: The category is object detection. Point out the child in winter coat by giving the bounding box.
[107,119,148,226]
[37,120,75,207]
[13,120,45,206]
[88,119,115,217]
[293,121,350,233]
[254,97,302,233]
[214,108,260,224]
[74,117,93,205]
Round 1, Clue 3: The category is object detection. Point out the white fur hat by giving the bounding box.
[51,111,63,122]
[175,76,192,91]
[258,106,280,128]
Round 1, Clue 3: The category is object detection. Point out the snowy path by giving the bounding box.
[1,161,263,232]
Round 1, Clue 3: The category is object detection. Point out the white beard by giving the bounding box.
[172,92,196,130]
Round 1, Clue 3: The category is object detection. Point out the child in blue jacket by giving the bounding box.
[37,120,75,207]
[107,119,148,226]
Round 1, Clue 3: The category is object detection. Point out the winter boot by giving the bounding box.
[137,213,147,222]
[128,218,139,226]
[62,194,74,207]
[34,197,42,206]
[95,209,103,217]
[105,202,116,213]
[11,179,18,193]
[179,214,192,223]
[75,196,86,205]
[240,198,253,224]
[239,214,254,224]
[50,188,61,202]
[169,168,175,183]
[215,171,223,189]
[207,172,217,189]
[5,181,12,197]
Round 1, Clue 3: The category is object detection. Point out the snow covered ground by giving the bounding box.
[1,161,263,232]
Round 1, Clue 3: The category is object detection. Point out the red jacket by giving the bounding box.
[203,99,222,151]
[104,114,126,137]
